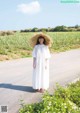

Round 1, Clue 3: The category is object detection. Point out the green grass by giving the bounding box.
[19,80,80,113]
[0,32,80,61]
[48,32,80,52]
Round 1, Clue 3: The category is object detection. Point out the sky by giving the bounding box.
[0,0,80,30]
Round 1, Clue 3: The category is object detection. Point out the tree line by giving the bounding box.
[20,25,80,32]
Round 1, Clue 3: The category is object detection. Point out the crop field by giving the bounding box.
[0,32,80,61]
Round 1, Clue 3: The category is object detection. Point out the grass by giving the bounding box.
[0,32,80,61]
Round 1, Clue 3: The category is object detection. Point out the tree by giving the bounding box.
[75,25,79,28]
[54,25,67,31]
[31,27,39,32]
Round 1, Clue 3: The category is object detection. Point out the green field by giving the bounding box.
[0,32,80,61]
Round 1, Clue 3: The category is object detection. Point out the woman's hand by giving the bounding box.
[33,63,36,69]
[45,58,48,69]
[45,65,47,69]
[33,57,36,69]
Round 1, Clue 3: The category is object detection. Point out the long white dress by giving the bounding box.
[32,44,51,90]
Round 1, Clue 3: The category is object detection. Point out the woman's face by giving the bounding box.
[38,38,44,44]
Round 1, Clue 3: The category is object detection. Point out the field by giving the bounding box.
[0,32,80,61]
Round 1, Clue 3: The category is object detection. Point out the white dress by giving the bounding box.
[32,44,51,90]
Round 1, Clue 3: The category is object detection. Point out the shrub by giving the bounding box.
[19,80,80,113]
[0,31,14,36]
[68,80,80,107]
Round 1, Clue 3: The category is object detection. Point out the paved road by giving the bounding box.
[0,49,80,113]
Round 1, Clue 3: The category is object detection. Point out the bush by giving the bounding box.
[68,80,80,107]
[19,80,80,113]
[0,31,14,36]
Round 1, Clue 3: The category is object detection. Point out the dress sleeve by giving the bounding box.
[45,46,51,59]
[32,45,37,58]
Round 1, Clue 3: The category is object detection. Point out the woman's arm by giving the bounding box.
[32,45,37,69]
[45,58,48,69]
[33,57,36,68]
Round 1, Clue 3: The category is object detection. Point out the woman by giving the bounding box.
[30,33,52,93]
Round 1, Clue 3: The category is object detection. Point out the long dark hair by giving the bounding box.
[36,36,46,45]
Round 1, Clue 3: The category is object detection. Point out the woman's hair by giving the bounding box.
[36,36,46,45]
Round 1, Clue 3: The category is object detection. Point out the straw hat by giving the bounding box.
[29,33,53,48]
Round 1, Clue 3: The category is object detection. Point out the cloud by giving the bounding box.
[17,1,41,14]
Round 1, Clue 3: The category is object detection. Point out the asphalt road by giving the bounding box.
[0,49,80,113]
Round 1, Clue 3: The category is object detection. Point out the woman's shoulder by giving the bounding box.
[34,45,37,47]
[45,45,48,48]
[34,45,38,49]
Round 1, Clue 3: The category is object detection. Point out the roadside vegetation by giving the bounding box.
[19,80,80,113]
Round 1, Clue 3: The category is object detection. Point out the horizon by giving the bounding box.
[0,24,80,31]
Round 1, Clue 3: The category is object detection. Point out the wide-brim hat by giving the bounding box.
[29,33,53,48]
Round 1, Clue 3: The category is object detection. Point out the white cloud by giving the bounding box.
[17,1,41,14]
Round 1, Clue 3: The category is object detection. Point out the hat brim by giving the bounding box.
[29,33,53,47]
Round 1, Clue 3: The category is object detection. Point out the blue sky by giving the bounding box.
[0,0,80,30]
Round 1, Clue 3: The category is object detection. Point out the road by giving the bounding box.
[0,49,80,113]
